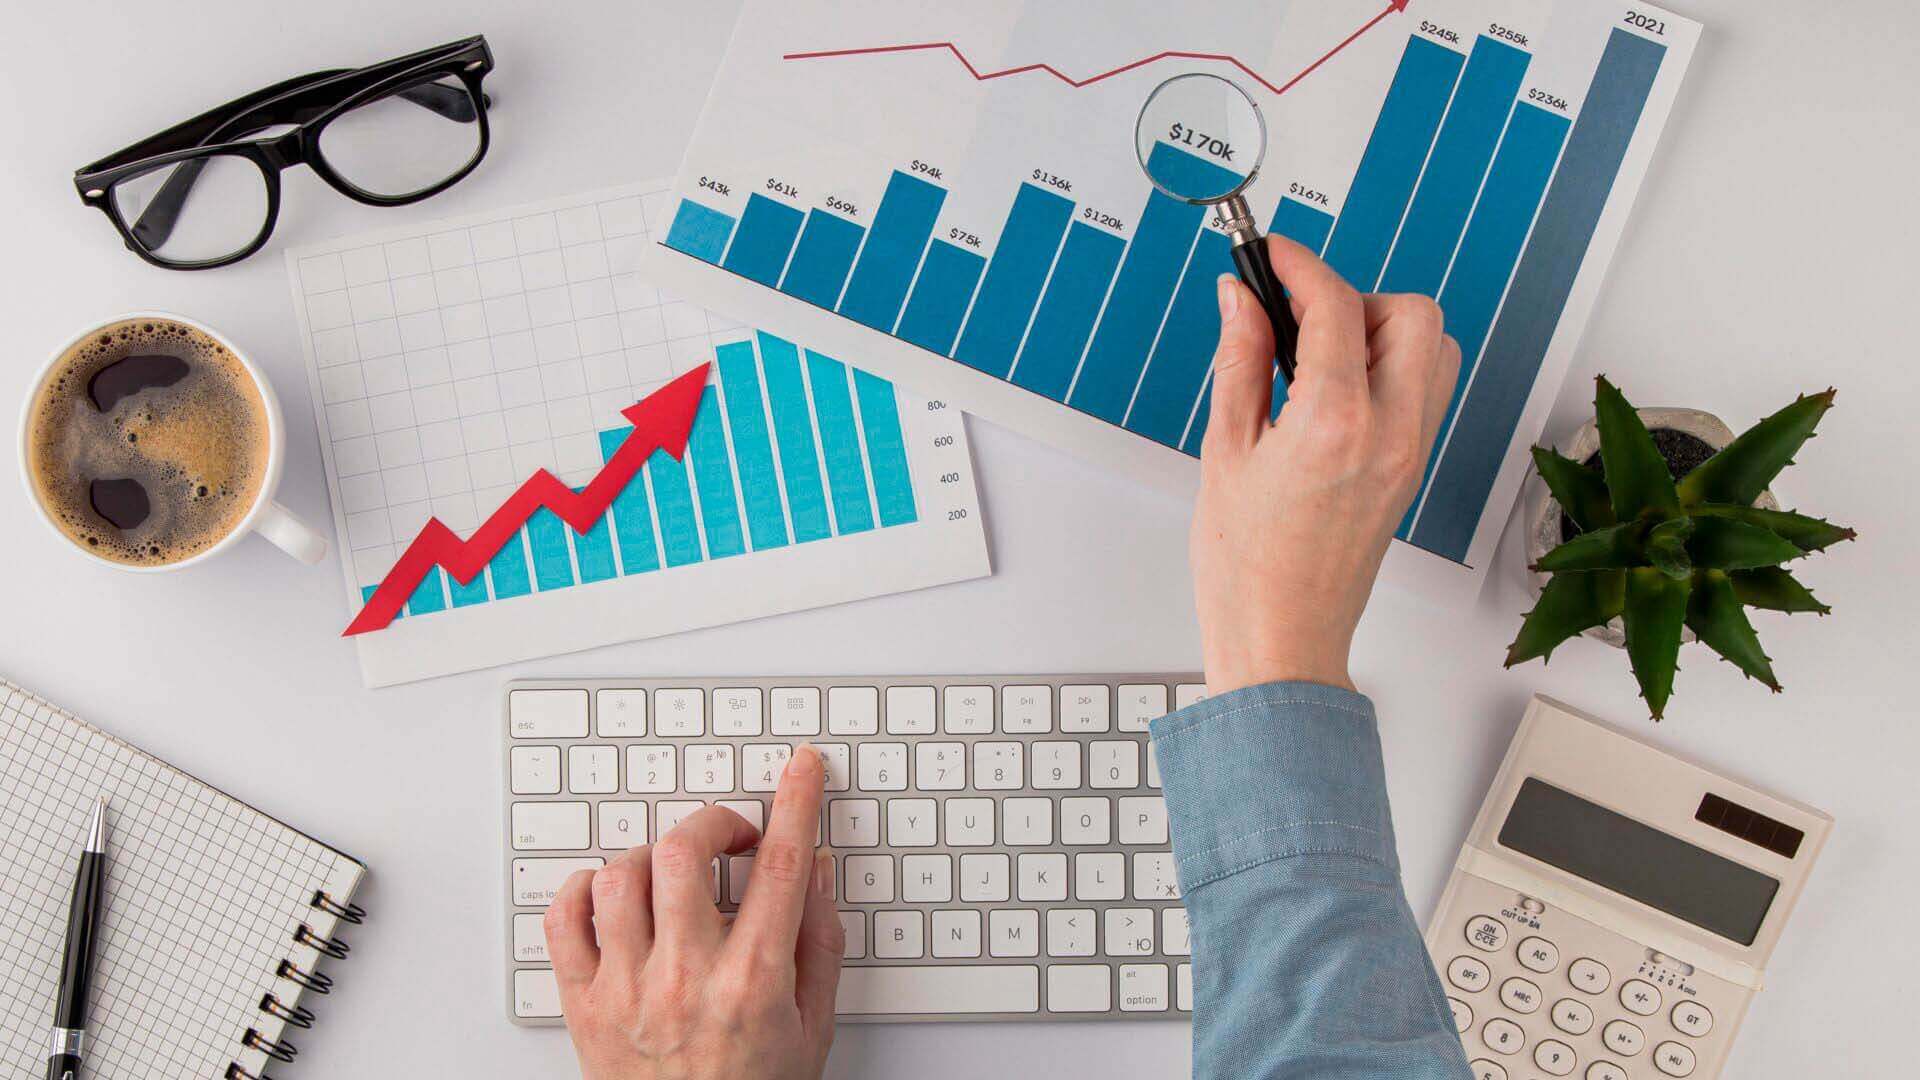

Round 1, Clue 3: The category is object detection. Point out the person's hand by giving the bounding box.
[1192,235,1461,694]
[544,744,843,1080]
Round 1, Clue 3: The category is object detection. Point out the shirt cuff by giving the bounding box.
[1149,680,1399,893]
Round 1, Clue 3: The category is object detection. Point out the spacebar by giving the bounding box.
[835,965,1040,1015]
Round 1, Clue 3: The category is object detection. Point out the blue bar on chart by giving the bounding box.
[804,350,876,534]
[526,511,576,591]
[1008,222,1124,400]
[1067,142,1219,423]
[648,452,705,568]
[1322,35,1466,292]
[896,241,985,355]
[953,182,1074,376]
[851,370,918,527]
[573,497,619,585]
[839,170,947,331]
[721,193,805,286]
[665,200,736,264]
[448,565,490,607]
[715,341,791,551]
[1266,196,1342,420]
[1126,228,1234,446]
[1379,35,1532,297]
[780,210,865,309]
[1413,28,1666,561]
[686,388,746,559]
[755,333,833,543]
[405,568,447,615]
[599,427,661,574]
[488,533,534,599]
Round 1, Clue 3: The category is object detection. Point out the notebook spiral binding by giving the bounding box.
[227,897,365,1078]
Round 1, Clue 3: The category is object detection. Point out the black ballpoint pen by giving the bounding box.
[47,797,108,1080]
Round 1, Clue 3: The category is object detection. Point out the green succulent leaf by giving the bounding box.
[1532,446,1615,532]
[1691,503,1856,553]
[1687,570,1781,690]
[1534,521,1645,572]
[1646,519,1695,579]
[1505,570,1626,667]
[1687,516,1805,570]
[1731,566,1831,614]
[1595,376,1679,521]
[1624,567,1690,719]
[1677,390,1836,508]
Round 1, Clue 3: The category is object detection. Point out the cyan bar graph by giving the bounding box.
[780,210,864,309]
[526,510,576,591]
[665,200,735,264]
[573,497,619,584]
[756,333,833,543]
[1413,28,1666,560]
[1379,35,1532,296]
[851,369,918,527]
[1271,197,1337,254]
[840,170,946,331]
[649,453,705,568]
[1126,228,1234,446]
[953,183,1074,376]
[897,241,985,355]
[687,388,746,559]
[1323,36,1467,291]
[722,194,805,286]
[406,568,447,615]
[600,427,660,574]
[805,350,875,535]
[715,341,790,551]
[1009,222,1124,400]
[448,565,489,607]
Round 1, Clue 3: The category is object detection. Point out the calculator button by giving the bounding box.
[1602,1019,1646,1056]
[1586,1064,1630,1080]
[1551,997,1595,1036]
[1670,1000,1713,1037]
[1447,997,1473,1033]
[1469,1060,1508,1080]
[1447,955,1492,993]
[1569,957,1612,994]
[1653,1041,1697,1076]
[1499,976,1543,1014]
[1481,1017,1525,1055]
[1534,1039,1578,1076]
[1517,935,1560,973]
[1465,915,1509,952]
[1620,979,1662,1016]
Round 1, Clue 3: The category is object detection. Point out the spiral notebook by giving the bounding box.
[0,679,367,1080]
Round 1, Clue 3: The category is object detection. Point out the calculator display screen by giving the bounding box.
[1500,778,1779,945]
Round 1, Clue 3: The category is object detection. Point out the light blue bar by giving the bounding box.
[686,387,745,559]
[897,240,986,356]
[952,183,1074,376]
[756,333,833,543]
[404,567,447,615]
[448,566,490,607]
[648,452,704,568]
[721,193,805,286]
[851,369,917,527]
[1267,196,1341,419]
[779,210,864,309]
[572,492,619,585]
[1009,222,1125,401]
[1379,35,1533,297]
[840,170,947,330]
[1126,228,1235,446]
[1322,35,1467,291]
[526,511,576,591]
[487,533,533,599]
[804,350,875,535]
[1414,29,1664,561]
[600,427,660,575]
[715,341,790,551]
[664,199,736,264]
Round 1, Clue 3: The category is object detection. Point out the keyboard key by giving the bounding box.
[741,744,791,792]
[685,745,736,793]
[973,742,1024,790]
[1551,997,1594,1036]
[945,798,995,846]
[1118,796,1168,844]
[1119,963,1169,1011]
[1031,741,1082,789]
[838,911,866,958]
[874,910,923,958]
[712,688,763,735]
[1500,976,1543,1014]
[1671,1000,1714,1037]
[1146,743,1161,789]
[769,687,821,735]
[1074,852,1125,901]
[510,689,588,738]
[857,743,907,791]
[1047,964,1110,1012]
[1001,686,1051,733]
[1117,684,1168,732]
[959,853,1009,902]
[1132,851,1179,900]
[1176,963,1192,1011]
[1047,908,1096,956]
[597,801,647,849]
[511,746,561,795]
[845,855,895,902]
[989,909,1039,957]
[836,965,1038,1015]
[1482,1017,1525,1055]
[1060,685,1111,732]
[885,686,936,734]
[1534,1039,1577,1077]
[887,799,938,847]
[1653,1041,1697,1076]
[1002,798,1053,845]
[727,855,755,903]
[512,857,603,905]
[1060,796,1112,845]
[716,799,764,832]
[511,802,590,850]
[512,912,548,962]
[901,854,952,902]
[913,742,966,790]
[827,686,878,734]
[932,909,981,957]
[513,968,562,1018]
[1017,853,1066,901]
[1174,683,1206,710]
[1162,908,1190,956]
[828,799,881,847]
[1090,741,1140,789]
[655,689,704,736]
[595,689,647,736]
[816,744,852,791]
[942,686,993,733]
[1568,957,1611,994]
[1620,978,1662,1016]
[1104,908,1154,956]
[626,746,676,793]
[567,745,618,794]
[1517,935,1560,973]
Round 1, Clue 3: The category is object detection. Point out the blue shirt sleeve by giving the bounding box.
[1150,681,1471,1079]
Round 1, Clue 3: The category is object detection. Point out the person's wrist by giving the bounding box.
[1203,635,1355,696]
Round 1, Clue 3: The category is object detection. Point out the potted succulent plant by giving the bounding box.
[1505,376,1852,718]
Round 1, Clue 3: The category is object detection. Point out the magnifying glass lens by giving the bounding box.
[1135,73,1265,204]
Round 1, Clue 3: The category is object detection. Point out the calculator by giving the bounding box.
[1426,696,1831,1080]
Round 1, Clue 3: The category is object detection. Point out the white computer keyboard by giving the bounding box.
[504,675,1205,1024]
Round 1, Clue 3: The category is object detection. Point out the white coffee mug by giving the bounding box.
[19,311,329,571]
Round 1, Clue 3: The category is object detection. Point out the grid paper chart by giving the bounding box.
[287,181,989,687]
[0,680,364,1080]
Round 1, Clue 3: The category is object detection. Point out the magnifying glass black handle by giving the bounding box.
[1231,236,1300,385]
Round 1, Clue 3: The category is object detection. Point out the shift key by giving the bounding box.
[513,857,603,905]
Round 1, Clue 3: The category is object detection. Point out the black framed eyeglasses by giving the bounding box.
[74,36,495,270]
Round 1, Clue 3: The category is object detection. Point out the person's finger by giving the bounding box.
[544,868,601,997]
[651,805,760,954]
[729,744,828,962]
[1361,293,1445,425]
[1202,274,1276,456]
[793,853,845,1046]
[587,846,654,974]
[1265,234,1369,413]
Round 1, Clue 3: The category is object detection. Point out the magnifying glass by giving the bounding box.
[1135,73,1300,384]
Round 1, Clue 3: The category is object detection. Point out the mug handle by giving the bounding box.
[254,500,330,565]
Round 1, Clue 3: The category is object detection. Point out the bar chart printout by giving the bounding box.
[650,0,1699,595]
[287,182,989,686]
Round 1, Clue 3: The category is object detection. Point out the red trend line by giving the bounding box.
[342,363,711,636]
[782,1,1411,97]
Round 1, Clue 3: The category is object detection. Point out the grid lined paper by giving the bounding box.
[0,680,364,1080]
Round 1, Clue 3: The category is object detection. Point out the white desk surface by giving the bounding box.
[3,2,1913,1076]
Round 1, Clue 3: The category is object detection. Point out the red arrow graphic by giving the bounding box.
[782,1,1413,97]
[343,362,711,636]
